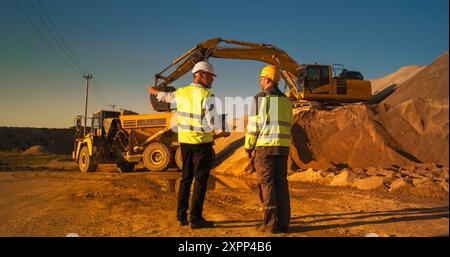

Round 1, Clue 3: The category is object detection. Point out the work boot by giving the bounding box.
[255,224,277,234]
[190,217,214,229]
[275,226,290,234]
[178,219,189,227]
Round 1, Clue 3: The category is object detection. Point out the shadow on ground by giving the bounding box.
[212,206,449,233]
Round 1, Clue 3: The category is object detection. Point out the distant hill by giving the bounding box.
[0,127,76,154]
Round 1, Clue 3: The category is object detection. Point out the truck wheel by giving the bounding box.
[143,142,172,171]
[175,146,216,171]
[78,146,97,172]
[117,162,135,173]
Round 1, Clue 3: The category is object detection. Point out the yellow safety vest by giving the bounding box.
[175,84,214,144]
[245,93,292,150]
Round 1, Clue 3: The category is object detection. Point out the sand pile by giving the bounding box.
[289,100,444,170]
[289,104,416,169]
[214,104,420,174]
[22,145,50,155]
[215,102,447,174]
[213,117,247,157]
[214,51,449,176]
[213,117,249,176]
[291,52,449,169]
[213,144,250,177]
[383,51,449,104]
[376,51,449,166]
[376,98,449,166]
[370,65,425,94]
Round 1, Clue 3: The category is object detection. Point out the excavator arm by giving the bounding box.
[153,38,302,96]
[151,38,372,112]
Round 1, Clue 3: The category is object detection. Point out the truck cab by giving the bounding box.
[72,110,123,172]
[90,110,121,138]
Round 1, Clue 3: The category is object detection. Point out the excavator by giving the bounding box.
[72,38,371,173]
[150,37,372,112]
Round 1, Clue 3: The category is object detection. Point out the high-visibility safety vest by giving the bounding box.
[245,91,292,151]
[175,84,214,144]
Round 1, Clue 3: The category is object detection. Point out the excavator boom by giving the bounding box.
[151,38,372,112]
[153,38,301,96]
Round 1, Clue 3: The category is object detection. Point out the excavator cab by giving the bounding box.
[300,65,331,94]
[296,64,371,104]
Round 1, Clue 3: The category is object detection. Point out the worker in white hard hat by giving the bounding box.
[147,61,217,229]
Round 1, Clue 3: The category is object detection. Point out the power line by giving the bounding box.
[15,0,112,110]
[28,0,85,73]
[13,0,82,74]
[35,0,89,73]
[91,78,111,107]
[29,0,103,103]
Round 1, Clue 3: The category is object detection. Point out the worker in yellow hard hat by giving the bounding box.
[245,65,292,234]
[147,61,218,229]
[259,65,281,83]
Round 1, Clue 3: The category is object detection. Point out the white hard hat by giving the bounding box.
[192,61,216,76]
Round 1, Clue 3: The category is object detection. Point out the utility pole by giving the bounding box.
[83,73,93,137]
[111,104,116,112]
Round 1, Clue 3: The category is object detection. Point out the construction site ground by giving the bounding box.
[0,162,447,237]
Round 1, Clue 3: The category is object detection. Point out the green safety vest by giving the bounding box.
[175,84,214,144]
[245,93,292,150]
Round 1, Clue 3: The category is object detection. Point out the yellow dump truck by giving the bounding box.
[72,110,223,173]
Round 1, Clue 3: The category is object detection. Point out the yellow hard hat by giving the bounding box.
[259,65,280,82]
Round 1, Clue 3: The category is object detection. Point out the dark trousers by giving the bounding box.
[255,153,291,229]
[177,142,213,221]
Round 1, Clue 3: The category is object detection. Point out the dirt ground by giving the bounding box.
[1,52,447,238]
[0,164,447,237]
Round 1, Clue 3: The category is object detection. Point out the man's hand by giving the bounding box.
[247,152,253,160]
[146,85,158,95]
[213,131,231,139]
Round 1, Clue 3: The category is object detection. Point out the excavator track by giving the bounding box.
[292,100,351,115]
[292,100,324,115]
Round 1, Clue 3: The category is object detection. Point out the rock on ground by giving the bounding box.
[352,176,387,190]
[389,178,413,192]
[330,169,358,187]
[288,169,331,185]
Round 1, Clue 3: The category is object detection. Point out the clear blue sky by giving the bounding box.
[0,0,448,128]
